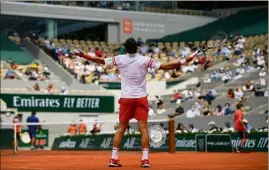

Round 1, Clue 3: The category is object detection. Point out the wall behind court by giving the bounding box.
[1,1,217,43]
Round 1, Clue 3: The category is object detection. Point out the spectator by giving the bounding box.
[122,1,130,10]
[243,119,252,133]
[228,89,235,98]
[155,96,162,108]
[78,119,87,134]
[139,44,148,55]
[136,38,144,47]
[45,83,54,94]
[234,87,244,101]
[242,81,254,92]
[188,124,198,133]
[4,69,16,79]
[181,45,191,58]
[90,119,100,135]
[205,88,217,105]
[156,102,166,114]
[234,42,243,56]
[203,74,211,83]
[27,111,39,150]
[208,121,221,133]
[33,82,40,91]
[42,66,51,79]
[222,72,231,83]
[60,87,68,95]
[176,123,187,133]
[223,121,234,132]
[67,122,77,135]
[224,103,233,115]
[259,68,267,77]
[213,105,224,116]
[168,105,184,118]
[153,44,159,54]
[186,106,200,118]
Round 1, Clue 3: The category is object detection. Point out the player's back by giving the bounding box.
[234,109,244,130]
[118,53,151,98]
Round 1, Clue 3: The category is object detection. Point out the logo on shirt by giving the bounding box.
[149,125,166,148]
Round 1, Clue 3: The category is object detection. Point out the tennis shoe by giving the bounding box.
[141,159,150,168]
[108,159,122,167]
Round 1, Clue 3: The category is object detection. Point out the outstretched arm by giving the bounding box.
[159,51,199,70]
[73,49,105,64]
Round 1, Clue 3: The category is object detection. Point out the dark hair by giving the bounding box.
[189,124,194,129]
[32,111,36,116]
[236,103,243,110]
[123,37,137,54]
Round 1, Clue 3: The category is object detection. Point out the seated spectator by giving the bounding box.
[208,121,222,133]
[254,76,267,96]
[203,74,211,83]
[205,88,217,105]
[90,119,100,135]
[234,55,245,67]
[29,69,40,81]
[213,105,224,116]
[242,81,254,92]
[136,37,144,47]
[246,65,255,73]
[234,87,244,101]
[186,106,200,118]
[153,44,159,54]
[168,105,184,118]
[257,55,265,68]
[202,105,213,116]
[224,103,233,115]
[222,72,231,83]
[233,71,243,80]
[210,71,218,81]
[181,88,193,101]
[78,119,87,134]
[42,66,51,79]
[60,87,68,95]
[33,82,40,91]
[171,90,180,103]
[122,1,130,10]
[67,123,77,135]
[176,123,187,133]
[188,124,198,133]
[4,69,16,79]
[259,68,267,77]
[45,83,54,94]
[139,44,148,55]
[227,89,235,98]
[181,45,191,58]
[223,122,234,132]
[234,42,243,56]
[156,102,166,114]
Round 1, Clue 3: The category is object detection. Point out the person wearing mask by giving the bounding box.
[27,111,39,150]
[224,103,233,115]
[214,105,224,116]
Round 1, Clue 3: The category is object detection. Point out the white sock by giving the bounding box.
[111,147,119,160]
[142,148,149,160]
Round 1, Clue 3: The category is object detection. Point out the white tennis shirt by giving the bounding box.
[104,53,161,98]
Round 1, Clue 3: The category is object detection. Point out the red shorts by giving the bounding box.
[118,96,149,122]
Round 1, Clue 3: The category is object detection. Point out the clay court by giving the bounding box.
[1,150,268,170]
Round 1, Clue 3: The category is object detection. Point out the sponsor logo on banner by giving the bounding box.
[232,138,268,148]
[100,137,112,148]
[149,125,166,148]
[197,139,205,150]
[175,139,196,148]
[59,139,76,148]
[133,22,165,33]
[1,94,114,112]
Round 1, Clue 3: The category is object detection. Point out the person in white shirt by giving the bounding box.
[186,106,200,118]
[234,88,244,101]
[73,37,199,168]
[148,106,155,116]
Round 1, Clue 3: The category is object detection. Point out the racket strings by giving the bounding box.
[205,31,228,49]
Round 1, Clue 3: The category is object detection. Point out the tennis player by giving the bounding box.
[234,103,247,152]
[74,37,199,168]
[13,115,21,152]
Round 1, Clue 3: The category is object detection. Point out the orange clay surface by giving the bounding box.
[1,150,268,170]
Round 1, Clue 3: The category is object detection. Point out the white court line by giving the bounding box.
[1,166,42,170]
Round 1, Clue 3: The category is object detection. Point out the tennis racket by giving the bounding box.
[20,132,31,144]
[198,30,228,52]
